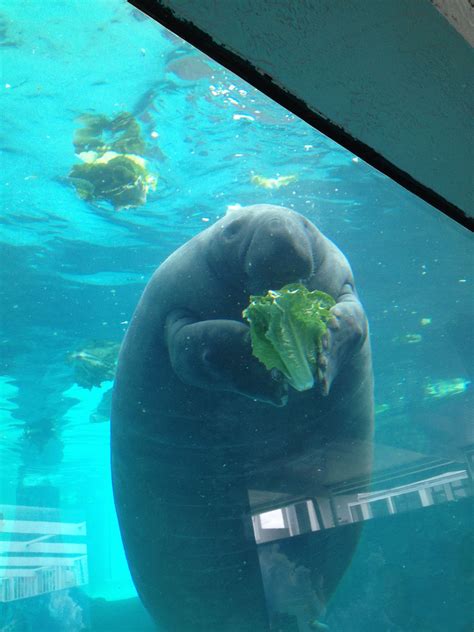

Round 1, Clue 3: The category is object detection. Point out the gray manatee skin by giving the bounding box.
[111,204,374,632]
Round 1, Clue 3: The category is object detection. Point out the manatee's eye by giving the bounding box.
[222,219,244,240]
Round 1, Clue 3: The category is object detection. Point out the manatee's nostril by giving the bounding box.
[268,217,283,228]
[223,219,244,239]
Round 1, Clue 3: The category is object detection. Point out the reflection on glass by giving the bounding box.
[253,468,472,541]
[0,505,87,603]
[260,509,286,530]
[0,0,472,630]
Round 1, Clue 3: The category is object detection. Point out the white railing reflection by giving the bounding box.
[252,467,472,544]
[346,469,470,523]
[0,505,88,602]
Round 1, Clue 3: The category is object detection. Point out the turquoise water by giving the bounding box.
[0,1,472,631]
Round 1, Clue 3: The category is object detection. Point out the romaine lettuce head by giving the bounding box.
[242,283,336,392]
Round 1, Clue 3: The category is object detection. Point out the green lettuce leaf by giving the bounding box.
[242,283,335,392]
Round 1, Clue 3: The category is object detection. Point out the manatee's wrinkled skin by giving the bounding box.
[111,205,373,631]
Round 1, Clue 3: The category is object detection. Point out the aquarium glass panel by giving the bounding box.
[0,1,472,631]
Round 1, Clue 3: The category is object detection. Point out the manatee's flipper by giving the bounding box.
[317,285,368,395]
[165,310,288,406]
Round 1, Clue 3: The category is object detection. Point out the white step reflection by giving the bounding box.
[0,505,88,603]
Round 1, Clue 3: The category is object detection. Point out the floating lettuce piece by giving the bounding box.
[242,283,335,392]
[424,377,470,400]
[250,174,297,189]
[67,340,120,389]
[69,112,158,209]
[73,112,146,155]
[69,152,157,210]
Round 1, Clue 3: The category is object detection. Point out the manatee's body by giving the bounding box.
[111,205,373,631]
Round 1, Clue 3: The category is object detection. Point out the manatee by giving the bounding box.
[111,204,374,631]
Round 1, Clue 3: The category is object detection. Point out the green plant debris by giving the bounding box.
[67,340,121,389]
[69,151,157,210]
[424,377,471,400]
[69,112,157,209]
[73,112,146,155]
[251,174,297,189]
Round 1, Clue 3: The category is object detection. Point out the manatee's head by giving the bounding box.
[208,204,319,294]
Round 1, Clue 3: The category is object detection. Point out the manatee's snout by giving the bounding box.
[245,215,313,291]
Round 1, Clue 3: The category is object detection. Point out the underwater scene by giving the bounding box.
[0,1,472,631]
